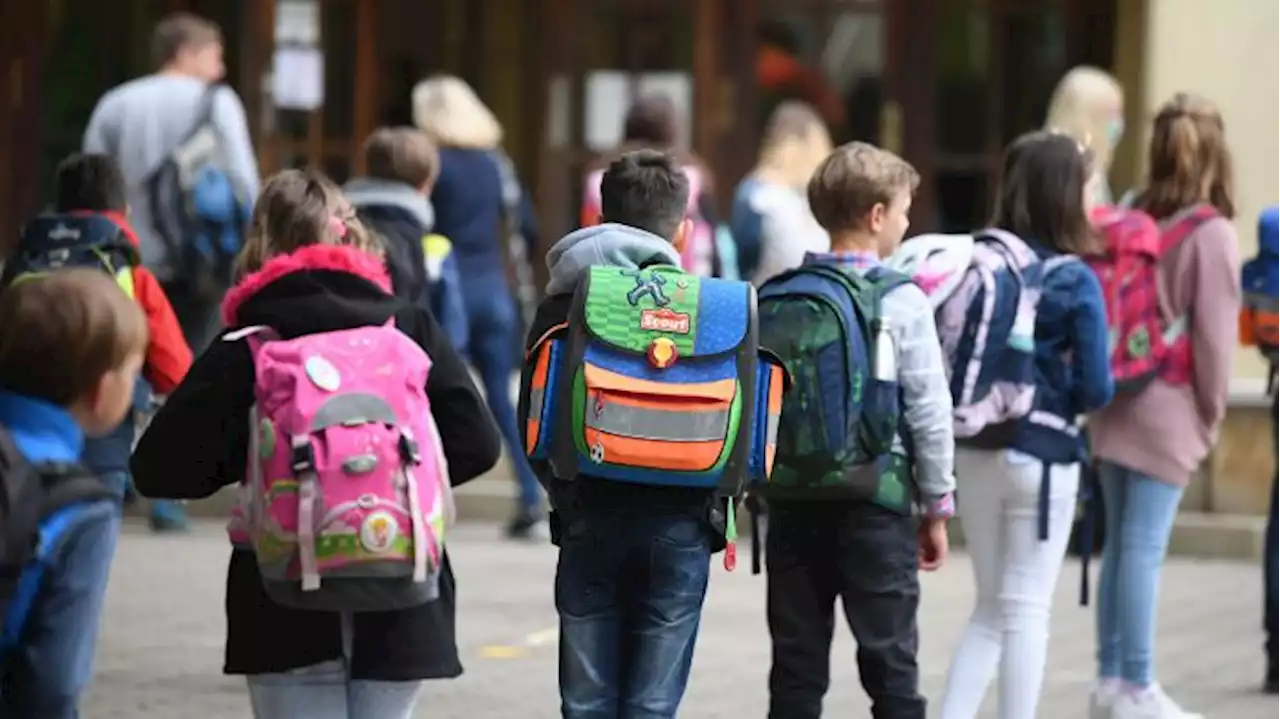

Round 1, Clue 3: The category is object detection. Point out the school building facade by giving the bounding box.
[0,0,1273,520]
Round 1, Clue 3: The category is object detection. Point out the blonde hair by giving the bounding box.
[757,101,833,187]
[1044,66,1124,178]
[235,169,383,279]
[412,75,503,149]
[1141,93,1235,220]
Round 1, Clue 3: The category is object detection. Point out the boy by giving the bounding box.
[344,126,468,351]
[4,153,193,531]
[522,150,722,717]
[0,269,150,718]
[763,142,955,719]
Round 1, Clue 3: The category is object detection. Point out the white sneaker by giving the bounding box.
[1111,684,1204,719]
[1090,682,1122,719]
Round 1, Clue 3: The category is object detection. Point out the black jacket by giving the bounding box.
[131,245,501,680]
[519,292,727,551]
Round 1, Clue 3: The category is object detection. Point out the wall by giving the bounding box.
[1140,0,1279,514]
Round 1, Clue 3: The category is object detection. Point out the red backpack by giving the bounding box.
[1087,204,1217,395]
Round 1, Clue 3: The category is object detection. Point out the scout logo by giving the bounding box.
[640,308,690,334]
[623,269,670,307]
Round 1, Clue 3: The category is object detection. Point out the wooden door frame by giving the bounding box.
[245,0,379,178]
[0,1,49,242]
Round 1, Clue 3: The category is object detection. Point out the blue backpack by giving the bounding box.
[146,83,250,292]
[757,264,914,510]
[0,430,114,655]
[1242,206,1279,374]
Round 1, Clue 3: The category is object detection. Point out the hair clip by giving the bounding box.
[329,216,348,238]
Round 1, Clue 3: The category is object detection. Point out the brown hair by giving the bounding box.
[1140,93,1235,220]
[623,95,679,148]
[807,141,920,233]
[152,13,222,69]
[990,131,1097,255]
[235,169,384,280]
[363,127,440,189]
[0,269,147,406]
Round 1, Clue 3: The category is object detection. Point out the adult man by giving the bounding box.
[83,12,259,353]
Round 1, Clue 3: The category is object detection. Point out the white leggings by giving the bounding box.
[939,448,1080,719]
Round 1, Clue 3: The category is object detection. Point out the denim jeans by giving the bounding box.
[1264,460,1274,660]
[245,614,424,719]
[767,502,924,719]
[461,279,541,514]
[1094,460,1185,687]
[555,508,712,719]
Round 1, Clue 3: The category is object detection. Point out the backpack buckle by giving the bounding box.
[291,439,315,474]
[399,435,421,464]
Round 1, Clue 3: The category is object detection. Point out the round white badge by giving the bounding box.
[305,355,342,392]
[359,511,399,553]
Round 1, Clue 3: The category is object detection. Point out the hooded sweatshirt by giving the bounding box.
[130,244,500,680]
[1089,206,1241,485]
[521,224,720,544]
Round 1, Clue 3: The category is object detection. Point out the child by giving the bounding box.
[1087,95,1239,719]
[937,132,1114,719]
[760,142,955,719]
[344,127,468,352]
[520,149,780,717]
[3,152,193,530]
[730,100,832,285]
[0,269,149,718]
[129,169,501,719]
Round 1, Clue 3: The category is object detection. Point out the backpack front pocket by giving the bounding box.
[575,363,738,474]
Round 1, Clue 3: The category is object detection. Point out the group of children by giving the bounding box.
[0,89,1266,719]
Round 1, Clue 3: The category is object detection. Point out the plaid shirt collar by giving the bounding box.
[803,250,882,271]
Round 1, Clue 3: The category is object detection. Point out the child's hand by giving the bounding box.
[917,517,949,571]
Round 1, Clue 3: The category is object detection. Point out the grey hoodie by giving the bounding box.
[342,178,435,229]
[545,223,681,295]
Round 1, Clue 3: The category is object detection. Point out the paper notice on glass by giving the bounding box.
[272,47,324,111]
[584,71,630,152]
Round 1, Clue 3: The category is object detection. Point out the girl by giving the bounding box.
[730,100,832,285]
[1087,94,1239,719]
[412,74,546,541]
[1044,66,1126,207]
[131,169,502,719]
[939,132,1115,719]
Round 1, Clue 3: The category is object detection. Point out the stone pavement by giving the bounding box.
[85,521,1275,718]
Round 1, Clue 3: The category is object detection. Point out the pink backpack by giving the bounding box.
[225,322,452,612]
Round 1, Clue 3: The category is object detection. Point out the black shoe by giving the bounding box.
[505,510,546,541]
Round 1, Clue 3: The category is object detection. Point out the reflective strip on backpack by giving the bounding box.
[293,435,322,592]
[400,427,429,584]
[585,403,731,443]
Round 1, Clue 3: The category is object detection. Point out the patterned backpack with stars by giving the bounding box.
[224,321,453,612]
[521,264,787,567]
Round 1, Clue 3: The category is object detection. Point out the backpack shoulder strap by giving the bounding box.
[1160,204,1220,252]
[184,83,224,144]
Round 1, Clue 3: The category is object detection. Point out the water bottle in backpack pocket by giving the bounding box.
[1242,205,1279,370]
[756,264,913,510]
[224,321,453,612]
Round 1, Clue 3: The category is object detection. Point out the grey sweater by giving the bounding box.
[83,74,260,280]
[850,266,957,505]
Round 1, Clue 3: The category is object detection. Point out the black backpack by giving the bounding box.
[0,430,114,654]
[2,213,138,290]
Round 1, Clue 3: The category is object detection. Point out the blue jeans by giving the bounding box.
[461,278,541,514]
[1267,478,1278,664]
[245,614,424,719]
[1095,461,1184,687]
[555,509,712,718]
